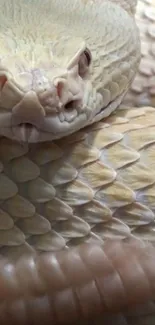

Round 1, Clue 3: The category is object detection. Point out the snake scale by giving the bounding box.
[124,0,155,107]
[0,0,155,324]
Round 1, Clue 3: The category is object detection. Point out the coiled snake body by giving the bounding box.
[125,0,155,107]
[0,0,155,324]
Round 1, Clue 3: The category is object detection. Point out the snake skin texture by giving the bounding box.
[125,0,155,107]
[1,106,155,324]
[0,106,155,261]
[0,1,154,324]
[0,241,155,325]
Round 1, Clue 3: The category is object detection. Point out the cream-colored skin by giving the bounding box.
[0,1,155,323]
[0,0,140,142]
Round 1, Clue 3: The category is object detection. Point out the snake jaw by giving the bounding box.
[0,69,127,142]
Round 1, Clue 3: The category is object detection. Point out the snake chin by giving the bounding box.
[12,112,88,143]
[0,109,88,143]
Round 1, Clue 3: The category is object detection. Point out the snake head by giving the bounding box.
[0,0,140,142]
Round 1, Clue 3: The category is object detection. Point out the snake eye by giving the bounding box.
[78,48,92,77]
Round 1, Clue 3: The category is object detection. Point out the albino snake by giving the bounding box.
[0,0,155,324]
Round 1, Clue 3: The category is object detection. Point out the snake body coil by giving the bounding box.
[0,1,154,324]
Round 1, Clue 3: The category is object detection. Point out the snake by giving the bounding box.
[0,0,155,323]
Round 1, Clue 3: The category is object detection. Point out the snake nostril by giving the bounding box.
[18,123,33,128]
[65,101,74,110]
[65,100,80,111]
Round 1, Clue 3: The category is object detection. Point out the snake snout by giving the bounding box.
[12,91,46,127]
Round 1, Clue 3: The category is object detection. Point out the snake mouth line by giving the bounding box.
[12,123,37,141]
[0,91,126,143]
